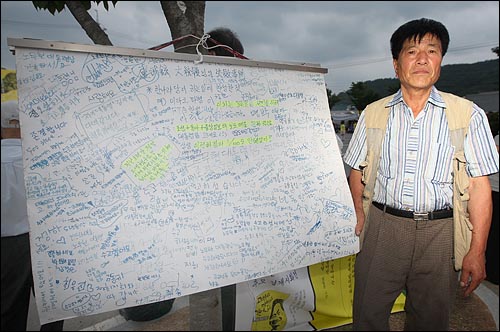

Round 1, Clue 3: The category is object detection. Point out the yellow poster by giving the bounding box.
[1,68,18,103]
[235,255,406,331]
[251,290,290,331]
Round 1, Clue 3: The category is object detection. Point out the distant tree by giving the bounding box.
[386,83,400,95]
[326,88,341,110]
[346,82,380,111]
[31,1,206,54]
[32,1,115,45]
[492,46,499,57]
[2,73,17,93]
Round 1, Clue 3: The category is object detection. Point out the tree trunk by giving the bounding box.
[160,1,206,54]
[65,1,113,46]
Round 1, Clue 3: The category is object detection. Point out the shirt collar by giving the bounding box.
[385,86,447,109]
[386,90,404,107]
[428,87,447,108]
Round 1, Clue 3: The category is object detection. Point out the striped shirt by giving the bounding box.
[343,87,499,212]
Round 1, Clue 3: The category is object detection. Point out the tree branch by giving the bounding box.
[160,1,205,54]
[65,1,113,46]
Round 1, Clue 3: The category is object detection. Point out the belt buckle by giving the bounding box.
[413,212,429,221]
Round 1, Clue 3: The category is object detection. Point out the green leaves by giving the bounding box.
[32,1,67,14]
[31,1,118,15]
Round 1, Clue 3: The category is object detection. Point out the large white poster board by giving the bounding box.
[9,38,358,324]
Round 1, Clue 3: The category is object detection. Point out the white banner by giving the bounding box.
[12,41,358,324]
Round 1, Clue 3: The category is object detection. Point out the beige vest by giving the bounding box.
[359,92,472,270]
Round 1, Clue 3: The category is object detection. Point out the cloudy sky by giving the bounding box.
[1,1,498,93]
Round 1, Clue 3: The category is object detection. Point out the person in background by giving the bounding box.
[206,27,245,57]
[486,133,499,284]
[343,18,499,330]
[1,101,64,331]
[339,121,346,138]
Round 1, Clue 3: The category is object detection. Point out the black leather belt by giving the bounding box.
[372,201,453,221]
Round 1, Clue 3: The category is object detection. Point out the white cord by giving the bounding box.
[166,33,235,64]
[194,33,211,64]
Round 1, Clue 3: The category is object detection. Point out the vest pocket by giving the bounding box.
[360,149,374,181]
[452,151,473,270]
[453,153,469,197]
[359,150,373,202]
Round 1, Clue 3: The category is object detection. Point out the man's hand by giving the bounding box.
[348,169,366,237]
[355,211,365,236]
[459,251,486,297]
[461,176,492,297]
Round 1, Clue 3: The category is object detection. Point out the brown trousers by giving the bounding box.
[353,205,458,331]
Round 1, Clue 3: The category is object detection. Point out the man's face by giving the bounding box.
[393,33,443,91]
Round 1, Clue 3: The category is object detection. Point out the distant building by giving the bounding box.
[330,105,359,132]
[464,91,499,113]
[331,103,357,112]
